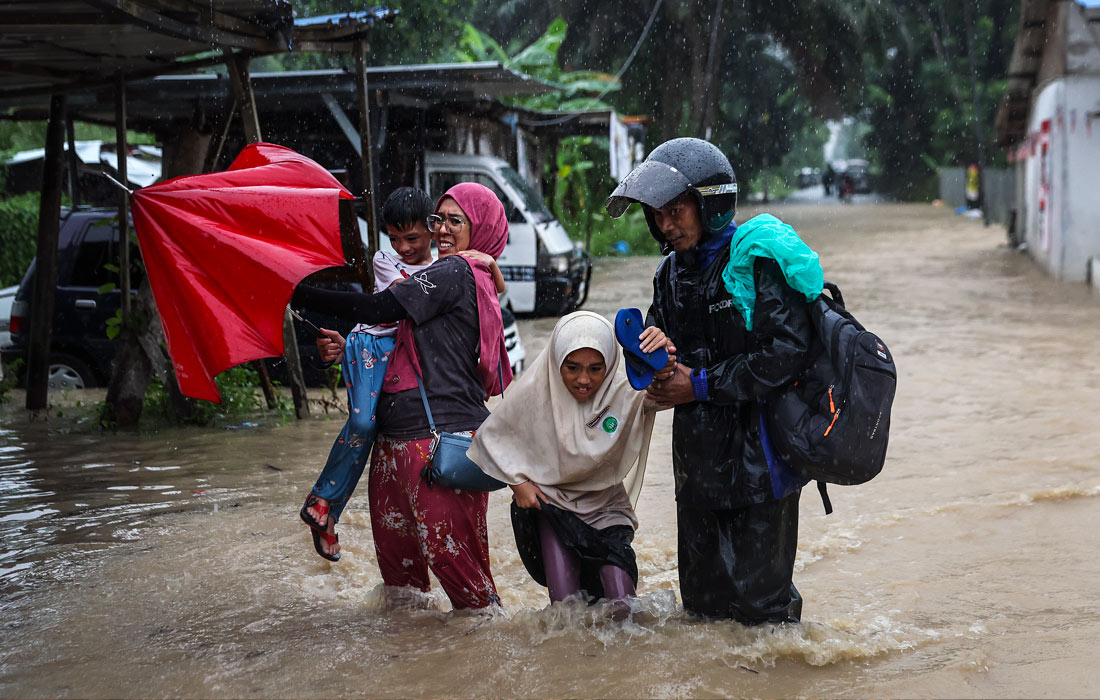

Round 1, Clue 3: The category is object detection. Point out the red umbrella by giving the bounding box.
[131,143,353,403]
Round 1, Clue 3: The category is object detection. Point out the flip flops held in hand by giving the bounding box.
[300,495,340,562]
[615,308,669,390]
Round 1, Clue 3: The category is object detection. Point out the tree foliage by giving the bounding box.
[860,0,1018,198]
[272,0,467,70]
[463,0,1019,199]
[0,193,38,287]
[254,0,1022,200]
[453,18,650,254]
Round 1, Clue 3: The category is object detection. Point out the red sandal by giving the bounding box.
[299,494,329,532]
[300,495,340,562]
[310,526,340,562]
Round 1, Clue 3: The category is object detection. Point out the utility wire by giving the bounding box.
[518,0,664,127]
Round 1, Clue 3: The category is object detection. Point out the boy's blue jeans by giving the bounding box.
[310,332,394,523]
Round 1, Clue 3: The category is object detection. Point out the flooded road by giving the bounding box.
[3,202,1099,698]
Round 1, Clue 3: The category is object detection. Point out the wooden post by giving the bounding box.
[340,198,371,289]
[26,94,67,414]
[282,308,309,419]
[65,117,80,207]
[354,36,379,279]
[115,75,131,319]
[225,50,309,417]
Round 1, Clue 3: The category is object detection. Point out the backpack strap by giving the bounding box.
[823,280,844,307]
[817,481,833,515]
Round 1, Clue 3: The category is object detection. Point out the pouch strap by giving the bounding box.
[414,373,438,435]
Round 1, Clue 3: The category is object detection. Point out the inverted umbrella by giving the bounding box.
[131,143,354,403]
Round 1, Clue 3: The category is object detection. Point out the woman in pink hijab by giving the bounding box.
[294,182,511,609]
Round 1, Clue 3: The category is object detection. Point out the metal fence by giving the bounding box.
[938,167,1016,226]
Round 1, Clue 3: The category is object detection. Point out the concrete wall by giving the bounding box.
[1017,77,1100,282]
[937,166,1016,226]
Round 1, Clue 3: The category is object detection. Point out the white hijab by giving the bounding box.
[468,311,655,506]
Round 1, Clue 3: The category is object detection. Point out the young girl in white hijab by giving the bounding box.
[468,311,666,606]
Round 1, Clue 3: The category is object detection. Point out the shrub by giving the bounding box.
[0,358,23,404]
[141,365,271,427]
[0,193,39,287]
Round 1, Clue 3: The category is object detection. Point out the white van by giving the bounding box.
[417,152,591,316]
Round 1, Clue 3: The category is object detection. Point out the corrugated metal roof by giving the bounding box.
[2,63,558,127]
[0,1,292,98]
[0,1,391,103]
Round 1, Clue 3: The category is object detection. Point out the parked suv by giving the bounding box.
[5,209,140,389]
[3,208,526,391]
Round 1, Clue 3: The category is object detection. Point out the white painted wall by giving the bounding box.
[1060,78,1100,281]
[1019,77,1100,282]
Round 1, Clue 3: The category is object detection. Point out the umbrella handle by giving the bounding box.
[100,171,134,196]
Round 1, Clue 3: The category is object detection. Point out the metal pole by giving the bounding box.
[203,96,239,174]
[115,74,131,319]
[355,36,379,264]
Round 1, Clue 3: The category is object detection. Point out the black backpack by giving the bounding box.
[766,282,896,513]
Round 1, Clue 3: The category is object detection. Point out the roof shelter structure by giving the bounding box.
[3,62,641,220]
[1,62,554,123]
[0,2,393,100]
[0,1,393,418]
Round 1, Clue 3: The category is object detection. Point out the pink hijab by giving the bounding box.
[384,182,513,399]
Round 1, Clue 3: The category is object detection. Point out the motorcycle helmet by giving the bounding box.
[605,138,738,250]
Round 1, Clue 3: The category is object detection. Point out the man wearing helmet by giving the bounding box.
[606,138,815,625]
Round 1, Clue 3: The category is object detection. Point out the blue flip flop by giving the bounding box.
[614,308,669,390]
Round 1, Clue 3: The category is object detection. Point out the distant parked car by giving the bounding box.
[796,167,821,188]
[843,159,872,193]
[2,208,527,391]
[0,284,17,382]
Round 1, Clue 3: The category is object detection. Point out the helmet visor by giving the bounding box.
[605,159,694,218]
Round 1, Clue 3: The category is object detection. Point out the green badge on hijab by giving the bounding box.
[602,415,619,434]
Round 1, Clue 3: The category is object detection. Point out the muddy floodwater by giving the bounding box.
[2,202,1099,698]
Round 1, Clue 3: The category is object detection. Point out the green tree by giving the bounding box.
[453,18,651,254]
[463,0,886,194]
[860,0,1018,198]
[469,0,1019,200]
[271,0,465,69]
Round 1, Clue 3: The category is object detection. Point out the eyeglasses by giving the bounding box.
[426,213,468,233]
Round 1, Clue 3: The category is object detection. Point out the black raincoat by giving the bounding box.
[647,240,815,624]
[646,248,816,509]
